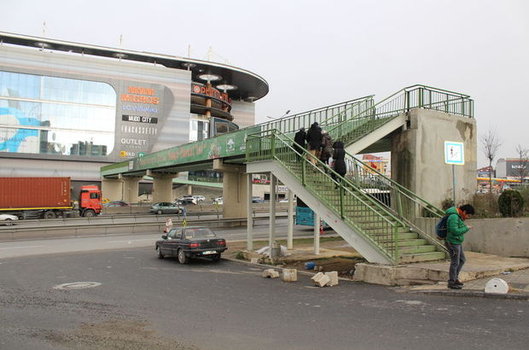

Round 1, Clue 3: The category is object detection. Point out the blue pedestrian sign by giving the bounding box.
[444,141,464,165]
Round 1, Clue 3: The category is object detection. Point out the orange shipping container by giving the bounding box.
[0,177,71,209]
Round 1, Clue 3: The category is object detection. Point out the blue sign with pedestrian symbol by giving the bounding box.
[444,141,464,165]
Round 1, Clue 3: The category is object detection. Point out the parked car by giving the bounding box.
[192,195,205,202]
[149,202,183,215]
[177,195,198,205]
[252,196,264,203]
[213,197,223,205]
[155,226,227,263]
[104,200,129,207]
[0,213,18,225]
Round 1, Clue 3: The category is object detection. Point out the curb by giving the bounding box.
[408,289,529,300]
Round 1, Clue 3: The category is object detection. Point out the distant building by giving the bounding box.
[496,158,529,180]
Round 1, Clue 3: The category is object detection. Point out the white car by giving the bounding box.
[213,197,223,205]
[193,195,206,202]
[0,214,19,225]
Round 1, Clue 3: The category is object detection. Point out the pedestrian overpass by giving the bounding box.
[101,84,475,265]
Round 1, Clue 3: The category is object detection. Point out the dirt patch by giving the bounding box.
[226,237,366,279]
[40,319,198,350]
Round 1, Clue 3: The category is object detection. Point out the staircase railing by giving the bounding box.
[342,151,447,252]
[247,129,410,264]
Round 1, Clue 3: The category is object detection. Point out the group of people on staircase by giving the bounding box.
[293,122,347,187]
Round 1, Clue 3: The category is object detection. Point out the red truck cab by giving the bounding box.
[79,185,102,217]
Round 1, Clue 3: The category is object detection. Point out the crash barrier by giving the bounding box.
[0,214,287,242]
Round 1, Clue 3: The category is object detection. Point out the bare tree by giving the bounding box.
[480,129,501,192]
[514,144,529,186]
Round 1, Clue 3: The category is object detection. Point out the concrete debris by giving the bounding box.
[325,271,339,286]
[255,245,290,257]
[311,272,331,287]
[311,271,339,287]
[281,269,298,282]
[262,269,280,279]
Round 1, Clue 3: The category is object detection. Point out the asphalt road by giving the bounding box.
[1,232,529,349]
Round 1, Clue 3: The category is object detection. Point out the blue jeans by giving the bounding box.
[445,241,466,283]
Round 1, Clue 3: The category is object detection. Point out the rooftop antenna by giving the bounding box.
[119,34,123,47]
[42,21,47,37]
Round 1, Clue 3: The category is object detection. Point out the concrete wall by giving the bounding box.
[463,217,529,258]
[391,109,477,207]
[414,217,529,258]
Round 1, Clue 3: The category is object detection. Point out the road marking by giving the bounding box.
[53,282,102,290]
[107,239,153,243]
[0,245,46,250]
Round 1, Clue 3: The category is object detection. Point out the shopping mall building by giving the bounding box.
[0,31,268,191]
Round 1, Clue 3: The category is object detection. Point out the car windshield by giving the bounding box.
[184,228,216,239]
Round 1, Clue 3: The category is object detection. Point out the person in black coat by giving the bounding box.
[306,122,323,165]
[332,141,346,188]
[293,127,306,161]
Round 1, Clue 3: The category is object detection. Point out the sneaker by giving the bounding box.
[447,283,462,290]
[455,280,464,286]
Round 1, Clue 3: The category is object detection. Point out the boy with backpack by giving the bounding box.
[439,204,475,289]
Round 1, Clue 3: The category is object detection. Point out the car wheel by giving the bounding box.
[156,245,164,259]
[211,254,221,262]
[157,209,162,215]
[177,249,188,264]
[4,218,13,226]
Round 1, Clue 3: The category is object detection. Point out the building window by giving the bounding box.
[0,71,116,156]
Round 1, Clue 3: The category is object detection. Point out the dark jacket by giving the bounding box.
[332,148,346,176]
[306,124,322,150]
[445,206,469,245]
[293,129,306,155]
[320,133,333,162]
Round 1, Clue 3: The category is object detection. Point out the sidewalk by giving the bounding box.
[404,252,529,299]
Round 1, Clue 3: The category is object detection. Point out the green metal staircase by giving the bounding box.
[246,85,474,265]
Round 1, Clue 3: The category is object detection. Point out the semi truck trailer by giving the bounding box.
[0,177,102,219]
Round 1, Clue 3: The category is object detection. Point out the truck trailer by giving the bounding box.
[0,177,102,219]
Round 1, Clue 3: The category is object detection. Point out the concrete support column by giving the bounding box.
[122,176,142,203]
[269,174,277,247]
[287,189,294,250]
[391,109,477,208]
[313,212,320,255]
[213,159,248,219]
[151,173,176,203]
[246,173,253,251]
[101,178,123,202]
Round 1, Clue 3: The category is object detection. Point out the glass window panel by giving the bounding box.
[0,71,116,157]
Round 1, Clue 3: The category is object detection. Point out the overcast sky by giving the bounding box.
[2,0,528,167]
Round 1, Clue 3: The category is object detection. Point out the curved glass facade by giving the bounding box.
[0,71,116,156]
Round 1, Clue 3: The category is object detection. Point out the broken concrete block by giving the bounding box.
[262,269,279,278]
[311,272,330,287]
[281,268,297,282]
[325,271,339,286]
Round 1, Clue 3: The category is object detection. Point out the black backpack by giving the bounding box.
[435,215,450,239]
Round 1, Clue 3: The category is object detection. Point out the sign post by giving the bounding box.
[444,141,465,204]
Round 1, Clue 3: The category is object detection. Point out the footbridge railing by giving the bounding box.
[326,84,474,147]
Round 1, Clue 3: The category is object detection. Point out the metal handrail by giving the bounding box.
[247,129,409,263]
[256,95,375,135]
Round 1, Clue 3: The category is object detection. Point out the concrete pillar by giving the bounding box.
[391,109,477,208]
[246,173,253,251]
[287,189,294,250]
[213,159,248,218]
[101,178,123,202]
[314,212,320,255]
[122,176,142,203]
[151,173,176,203]
[269,174,277,247]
